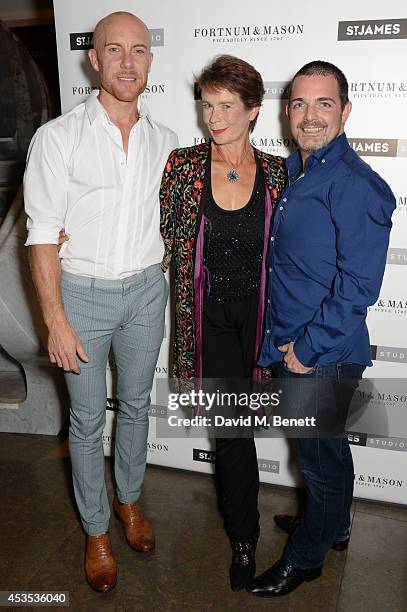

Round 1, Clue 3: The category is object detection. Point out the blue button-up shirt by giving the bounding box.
[259,133,396,368]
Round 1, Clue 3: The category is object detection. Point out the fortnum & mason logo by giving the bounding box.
[70,28,164,50]
[338,19,407,41]
[353,386,407,409]
[349,80,407,100]
[355,474,403,489]
[193,24,304,44]
[395,195,407,214]
[147,441,169,453]
[369,297,407,315]
[250,136,296,155]
[71,83,165,100]
[155,366,169,375]
[141,84,166,99]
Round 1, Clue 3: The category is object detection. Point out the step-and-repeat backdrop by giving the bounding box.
[53,0,407,504]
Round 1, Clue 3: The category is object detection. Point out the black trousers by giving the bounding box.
[202,294,260,542]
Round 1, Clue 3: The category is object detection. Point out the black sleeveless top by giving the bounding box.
[202,150,265,301]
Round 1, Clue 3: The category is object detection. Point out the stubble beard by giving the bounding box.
[101,71,148,103]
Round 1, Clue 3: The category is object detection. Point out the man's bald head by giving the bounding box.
[88,11,153,106]
[92,11,150,55]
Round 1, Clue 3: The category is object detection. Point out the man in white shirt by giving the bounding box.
[24,11,177,592]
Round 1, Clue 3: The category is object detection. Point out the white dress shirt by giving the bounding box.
[24,90,178,279]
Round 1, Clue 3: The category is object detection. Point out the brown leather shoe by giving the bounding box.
[114,498,155,552]
[84,533,117,592]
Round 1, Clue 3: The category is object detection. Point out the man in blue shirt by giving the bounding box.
[246,61,395,598]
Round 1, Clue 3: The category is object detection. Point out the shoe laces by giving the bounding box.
[127,504,143,525]
[92,535,111,558]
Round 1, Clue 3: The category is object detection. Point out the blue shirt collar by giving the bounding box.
[286,132,350,180]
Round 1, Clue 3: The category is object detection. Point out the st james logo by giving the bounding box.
[347,431,367,446]
[338,19,407,41]
[348,139,407,158]
[193,448,215,463]
[70,28,164,50]
[70,32,93,49]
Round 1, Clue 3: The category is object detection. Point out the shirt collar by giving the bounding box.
[85,89,155,128]
[286,132,350,179]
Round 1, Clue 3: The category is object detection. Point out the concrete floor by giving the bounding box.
[0,432,406,612]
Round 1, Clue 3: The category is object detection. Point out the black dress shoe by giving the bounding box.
[274,515,350,551]
[229,531,258,592]
[246,558,322,597]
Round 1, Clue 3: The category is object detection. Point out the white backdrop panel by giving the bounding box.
[53,0,407,504]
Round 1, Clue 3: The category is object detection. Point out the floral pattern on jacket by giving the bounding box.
[160,141,286,381]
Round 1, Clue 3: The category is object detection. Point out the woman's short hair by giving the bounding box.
[196,55,265,132]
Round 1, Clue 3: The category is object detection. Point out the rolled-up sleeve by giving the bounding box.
[23,123,68,245]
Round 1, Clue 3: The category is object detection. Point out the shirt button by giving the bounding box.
[270,236,275,242]
[279,206,284,211]
[269,267,272,273]
[321,158,326,164]
[282,197,287,202]
[266,329,270,334]
[267,299,271,304]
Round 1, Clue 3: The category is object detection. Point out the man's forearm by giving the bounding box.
[28,244,67,330]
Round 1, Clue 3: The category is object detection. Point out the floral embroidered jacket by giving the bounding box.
[160,141,286,381]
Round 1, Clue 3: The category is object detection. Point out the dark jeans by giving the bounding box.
[202,294,260,542]
[273,361,365,569]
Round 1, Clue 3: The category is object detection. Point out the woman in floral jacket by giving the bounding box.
[160,55,286,591]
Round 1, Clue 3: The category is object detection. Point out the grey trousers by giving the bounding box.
[61,264,168,536]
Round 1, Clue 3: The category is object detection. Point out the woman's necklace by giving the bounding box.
[214,143,249,183]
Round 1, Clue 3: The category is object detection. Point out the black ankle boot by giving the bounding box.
[229,531,259,592]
